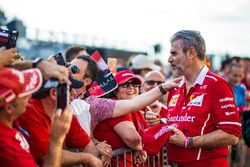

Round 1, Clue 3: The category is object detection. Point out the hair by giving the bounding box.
[32,88,50,99]
[220,58,232,71]
[65,46,87,62]
[170,30,206,60]
[75,55,98,80]
[228,62,244,73]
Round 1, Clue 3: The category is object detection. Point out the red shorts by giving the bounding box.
[177,158,229,167]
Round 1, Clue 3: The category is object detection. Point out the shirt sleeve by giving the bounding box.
[209,79,242,137]
[106,114,133,127]
[86,96,116,129]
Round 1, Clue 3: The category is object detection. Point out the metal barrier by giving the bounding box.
[111,146,170,167]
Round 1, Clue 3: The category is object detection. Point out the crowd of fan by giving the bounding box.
[0,30,249,167]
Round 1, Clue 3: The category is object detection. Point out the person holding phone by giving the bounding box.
[0,67,72,167]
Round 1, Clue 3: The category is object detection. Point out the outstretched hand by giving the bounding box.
[162,77,182,92]
[37,60,71,85]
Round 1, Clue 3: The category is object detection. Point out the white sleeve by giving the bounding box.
[70,99,91,136]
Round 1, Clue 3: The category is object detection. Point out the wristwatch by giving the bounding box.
[159,84,167,95]
[32,58,44,68]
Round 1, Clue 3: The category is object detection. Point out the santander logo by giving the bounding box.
[167,113,195,122]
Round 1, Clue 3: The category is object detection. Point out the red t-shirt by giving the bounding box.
[166,66,242,164]
[94,113,134,166]
[0,121,38,167]
[131,111,149,136]
[94,114,133,149]
[159,105,168,118]
[17,98,90,163]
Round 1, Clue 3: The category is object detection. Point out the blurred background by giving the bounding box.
[1,0,250,71]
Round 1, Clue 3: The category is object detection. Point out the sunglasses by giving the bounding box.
[145,80,164,86]
[119,81,140,88]
[66,63,80,74]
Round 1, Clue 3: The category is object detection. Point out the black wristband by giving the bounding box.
[158,84,167,95]
[188,137,194,149]
[32,58,44,68]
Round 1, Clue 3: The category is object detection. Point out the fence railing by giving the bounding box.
[111,146,170,167]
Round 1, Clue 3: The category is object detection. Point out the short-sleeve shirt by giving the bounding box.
[93,114,133,149]
[0,121,37,167]
[166,66,242,163]
[17,98,90,163]
[85,96,116,130]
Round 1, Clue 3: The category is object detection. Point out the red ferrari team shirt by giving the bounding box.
[0,121,38,167]
[17,98,90,163]
[166,66,242,163]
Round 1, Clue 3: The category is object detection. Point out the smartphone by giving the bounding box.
[53,52,66,66]
[56,83,69,111]
[107,58,117,75]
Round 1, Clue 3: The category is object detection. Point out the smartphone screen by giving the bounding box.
[107,58,117,75]
[56,83,69,110]
[54,52,66,66]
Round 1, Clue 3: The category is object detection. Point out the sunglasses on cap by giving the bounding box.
[145,80,164,86]
[119,81,140,88]
[66,63,80,74]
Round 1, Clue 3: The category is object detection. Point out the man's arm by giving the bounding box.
[61,150,102,166]
[113,77,181,117]
[43,107,72,167]
[12,60,71,84]
[192,129,239,149]
[169,127,239,149]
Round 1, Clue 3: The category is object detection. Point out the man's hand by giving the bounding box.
[168,126,185,147]
[133,150,147,165]
[50,106,73,142]
[96,141,112,157]
[0,47,17,67]
[162,77,182,91]
[145,110,161,126]
[37,60,71,85]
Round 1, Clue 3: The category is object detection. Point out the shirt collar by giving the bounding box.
[178,65,209,87]
[194,65,209,85]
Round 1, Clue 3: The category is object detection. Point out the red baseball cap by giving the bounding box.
[0,67,43,107]
[114,70,142,85]
[142,123,182,156]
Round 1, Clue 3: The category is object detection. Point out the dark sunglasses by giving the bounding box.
[145,80,164,86]
[119,81,140,88]
[66,63,80,74]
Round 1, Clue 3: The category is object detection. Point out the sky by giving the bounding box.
[1,0,250,58]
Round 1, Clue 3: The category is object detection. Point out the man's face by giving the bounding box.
[143,73,165,92]
[67,58,89,97]
[168,39,189,76]
[68,58,88,81]
[13,95,31,117]
[227,66,244,87]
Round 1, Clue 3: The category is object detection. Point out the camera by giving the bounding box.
[0,28,19,49]
[56,83,69,111]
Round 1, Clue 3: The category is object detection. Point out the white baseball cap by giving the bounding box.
[130,54,161,71]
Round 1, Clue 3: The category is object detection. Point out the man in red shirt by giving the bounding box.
[166,30,241,167]
[17,83,102,166]
[0,67,72,167]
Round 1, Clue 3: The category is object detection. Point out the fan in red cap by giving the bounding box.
[0,67,43,107]
[114,70,142,85]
